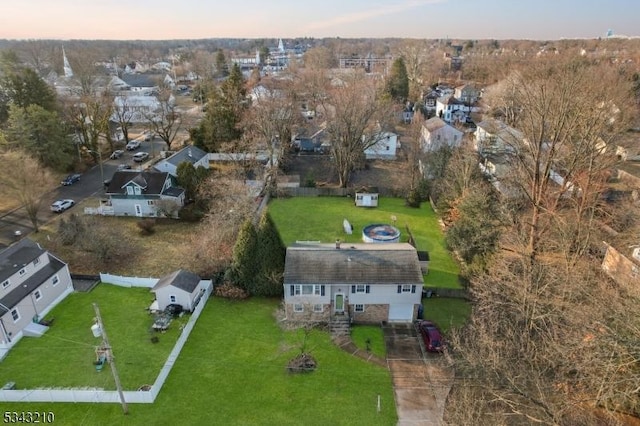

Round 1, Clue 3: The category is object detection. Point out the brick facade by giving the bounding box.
[349,304,388,324]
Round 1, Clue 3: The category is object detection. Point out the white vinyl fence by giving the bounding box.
[0,278,213,404]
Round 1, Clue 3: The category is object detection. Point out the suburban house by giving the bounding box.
[454,84,481,104]
[112,95,161,123]
[104,171,185,217]
[283,243,424,324]
[420,117,464,152]
[154,145,209,177]
[0,239,73,357]
[151,270,206,313]
[119,73,161,94]
[436,95,467,123]
[474,118,521,155]
[364,132,399,160]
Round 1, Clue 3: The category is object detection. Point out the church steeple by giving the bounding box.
[62,46,73,78]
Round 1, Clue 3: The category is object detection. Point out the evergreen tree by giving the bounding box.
[215,49,228,78]
[193,63,247,152]
[228,219,259,293]
[255,212,286,297]
[0,51,58,125]
[5,104,74,171]
[385,57,409,102]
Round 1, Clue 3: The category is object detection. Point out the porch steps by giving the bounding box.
[330,314,351,338]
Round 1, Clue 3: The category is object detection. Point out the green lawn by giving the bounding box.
[421,297,472,334]
[1,298,397,426]
[269,196,461,289]
[0,284,183,390]
[351,325,386,359]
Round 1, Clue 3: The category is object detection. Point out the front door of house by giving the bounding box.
[334,293,344,314]
[135,204,142,217]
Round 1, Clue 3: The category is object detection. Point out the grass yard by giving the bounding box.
[421,297,471,334]
[351,325,386,359]
[1,298,397,426]
[269,196,461,289]
[0,284,182,390]
[31,210,199,276]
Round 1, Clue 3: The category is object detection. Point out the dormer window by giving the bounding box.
[19,268,26,276]
[1,279,9,289]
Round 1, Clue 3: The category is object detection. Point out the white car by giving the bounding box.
[51,199,75,213]
[126,140,141,151]
[133,152,150,162]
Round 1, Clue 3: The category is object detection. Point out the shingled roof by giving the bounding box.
[284,243,423,285]
[105,171,170,195]
[152,269,201,293]
[0,238,44,283]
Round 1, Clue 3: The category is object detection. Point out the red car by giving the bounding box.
[415,320,444,353]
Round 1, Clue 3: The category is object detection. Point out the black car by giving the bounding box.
[61,174,81,186]
[164,304,183,317]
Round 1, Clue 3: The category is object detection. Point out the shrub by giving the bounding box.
[137,218,157,235]
[214,282,249,300]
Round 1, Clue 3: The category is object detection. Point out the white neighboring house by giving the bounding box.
[364,132,399,160]
[104,171,185,217]
[0,239,73,358]
[283,242,424,324]
[420,117,464,152]
[151,270,207,313]
[154,146,209,177]
[435,95,466,123]
[113,95,161,123]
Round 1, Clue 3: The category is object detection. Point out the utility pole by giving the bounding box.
[92,303,129,414]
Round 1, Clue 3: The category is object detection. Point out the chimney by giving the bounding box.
[335,239,341,249]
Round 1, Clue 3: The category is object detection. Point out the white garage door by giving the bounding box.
[388,304,414,322]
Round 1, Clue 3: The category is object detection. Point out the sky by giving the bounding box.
[0,0,638,41]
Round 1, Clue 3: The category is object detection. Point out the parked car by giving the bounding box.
[144,132,154,142]
[117,164,132,171]
[60,174,81,186]
[110,149,124,159]
[126,140,140,151]
[50,199,75,213]
[133,152,150,162]
[415,320,444,353]
[164,304,183,317]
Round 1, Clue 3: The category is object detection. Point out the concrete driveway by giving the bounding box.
[384,323,453,426]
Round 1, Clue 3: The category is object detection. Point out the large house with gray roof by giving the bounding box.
[283,243,424,324]
[0,239,73,358]
[104,171,185,217]
[153,146,209,177]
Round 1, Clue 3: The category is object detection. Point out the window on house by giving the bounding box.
[34,290,42,301]
[313,304,323,312]
[294,304,304,312]
[11,308,20,322]
[33,257,40,266]
[402,285,412,293]
[147,200,155,205]
[1,279,9,289]
[170,295,177,303]
[134,187,142,195]
[52,275,59,286]
[19,268,26,276]
[126,186,134,195]
[356,285,366,293]
[294,285,322,296]
[354,304,364,312]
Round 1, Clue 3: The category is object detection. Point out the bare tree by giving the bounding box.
[495,58,634,262]
[144,82,181,151]
[320,71,393,187]
[242,80,302,193]
[0,150,56,232]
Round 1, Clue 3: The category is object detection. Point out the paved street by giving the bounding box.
[0,137,167,248]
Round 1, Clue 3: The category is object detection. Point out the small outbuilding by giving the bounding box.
[355,192,379,207]
[151,270,205,313]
